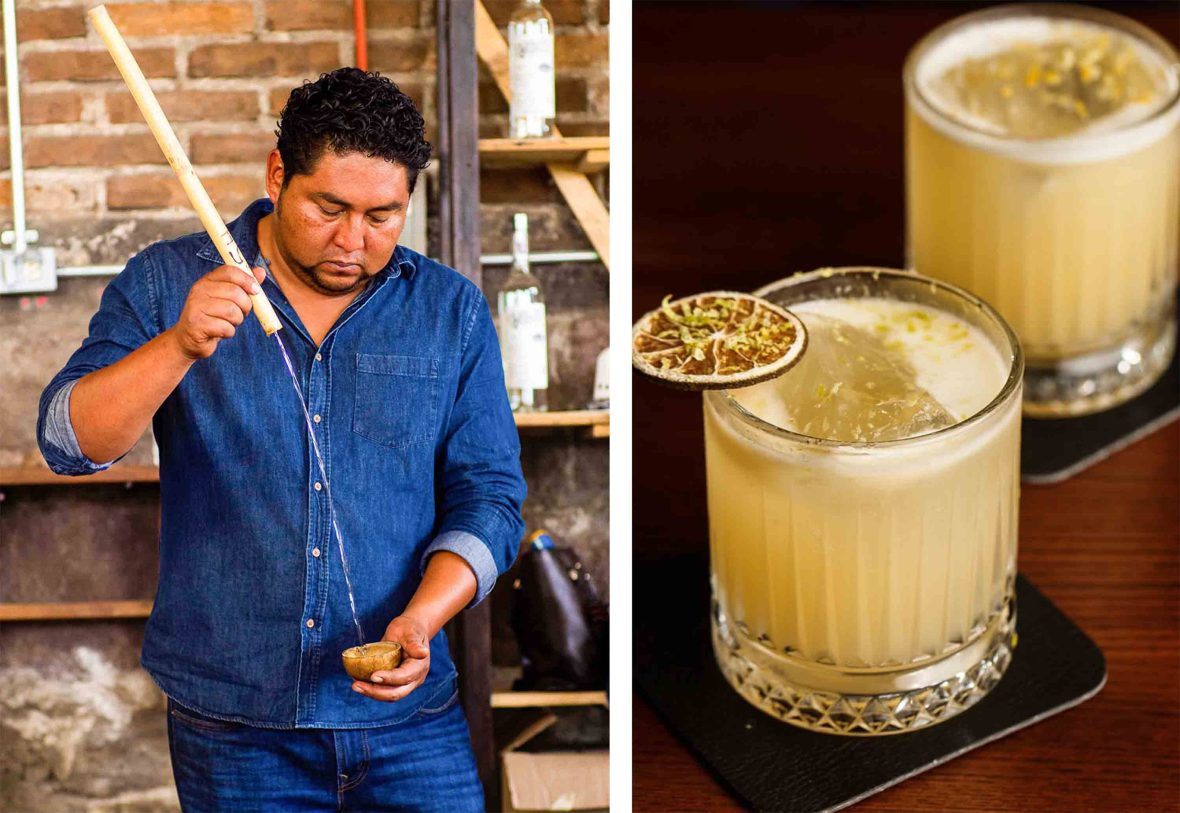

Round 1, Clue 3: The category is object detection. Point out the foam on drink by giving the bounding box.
[732,298,1008,442]
[911,14,1180,162]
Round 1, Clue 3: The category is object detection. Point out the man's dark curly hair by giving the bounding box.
[275,67,432,193]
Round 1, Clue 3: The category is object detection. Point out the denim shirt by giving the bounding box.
[36,199,526,729]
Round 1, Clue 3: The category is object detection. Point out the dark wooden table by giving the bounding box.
[633,3,1180,810]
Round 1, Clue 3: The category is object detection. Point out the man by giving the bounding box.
[37,67,524,810]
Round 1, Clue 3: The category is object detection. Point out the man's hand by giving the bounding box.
[351,615,432,702]
[169,265,267,360]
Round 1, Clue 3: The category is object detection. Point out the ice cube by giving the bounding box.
[732,313,956,443]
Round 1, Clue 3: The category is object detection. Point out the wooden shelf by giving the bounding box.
[0,464,159,486]
[0,412,609,487]
[479,137,609,173]
[0,600,153,621]
[491,689,608,709]
[490,666,608,708]
[514,409,609,435]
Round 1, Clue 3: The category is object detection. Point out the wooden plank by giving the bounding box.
[456,600,495,799]
[474,0,610,270]
[514,409,609,429]
[589,423,610,440]
[0,600,153,621]
[576,148,611,175]
[438,0,482,287]
[548,165,610,266]
[475,0,510,99]
[479,136,610,167]
[440,0,493,799]
[491,690,609,709]
[0,465,160,486]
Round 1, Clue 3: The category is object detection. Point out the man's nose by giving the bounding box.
[333,215,365,252]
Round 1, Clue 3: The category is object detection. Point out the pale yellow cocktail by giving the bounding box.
[706,268,1023,735]
[905,5,1180,416]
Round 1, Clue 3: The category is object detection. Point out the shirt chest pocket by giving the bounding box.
[352,354,441,450]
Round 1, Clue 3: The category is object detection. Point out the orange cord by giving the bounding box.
[353,0,368,71]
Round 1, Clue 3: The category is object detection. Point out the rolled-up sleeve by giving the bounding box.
[422,291,526,607]
[37,251,160,475]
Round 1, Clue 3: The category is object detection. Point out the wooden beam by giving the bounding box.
[438,0,482,286]
[548,166,610,265]
[0,465,160,486]
[575,148,611,175]
[0,600,153,621]
[491,690,608,708]
[479,137,610,167]
[474,0,610,269]
[513,409,608,429]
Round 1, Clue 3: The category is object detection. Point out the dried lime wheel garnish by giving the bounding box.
[632,291,807,389]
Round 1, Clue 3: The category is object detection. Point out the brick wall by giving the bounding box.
[0,1,609,808]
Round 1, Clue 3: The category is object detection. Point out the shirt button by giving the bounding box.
[314,482,322,492]
[313,414,322,423]
[306,619,315,628]
[315,353,323,362]
[312,547,321,557]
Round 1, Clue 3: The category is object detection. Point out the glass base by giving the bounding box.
[711,599,1016,736]
[1022,313,1176,418]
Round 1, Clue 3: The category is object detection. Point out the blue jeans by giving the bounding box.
[165,693,484,812]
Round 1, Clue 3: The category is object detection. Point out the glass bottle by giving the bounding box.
[507,0,556,139]
[497,213,549,411]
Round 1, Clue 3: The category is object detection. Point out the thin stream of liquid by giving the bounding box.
[273,332,366,647]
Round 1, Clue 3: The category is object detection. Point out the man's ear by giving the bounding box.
[265,149,285,205]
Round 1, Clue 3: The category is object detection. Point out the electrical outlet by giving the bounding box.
[0,247,57,295]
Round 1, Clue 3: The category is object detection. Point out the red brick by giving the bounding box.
[556,33,607,69]
[24,135,168,168]
[268,79,426,117]
[479,80,507,114]
[4,92,84,125]
[24,48,176,82]
[0,178,11,209]
[16,7,87,41]
[556,77,588,112]
[107,173,180,209]
[108,172,263,211]
[479,76,585,114]
[190,133,274,165]
[264,0,349,31]
[108,90,258,124]
[189,42,341,79]
[478,118,508,139]
[106,3,254,37]
[269,86,292,117]
[551,120,607,137]
[367,35,435,73]
[587,76,608,115]
[482,0,584,27]
[28,178,96,212]
[481,167,557,204]
[368,0,421,29]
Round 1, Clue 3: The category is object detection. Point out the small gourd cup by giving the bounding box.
[342,641,404,682]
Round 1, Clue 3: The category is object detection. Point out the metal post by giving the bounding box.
[2,0,26,255]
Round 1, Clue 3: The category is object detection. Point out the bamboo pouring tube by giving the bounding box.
[86,5,282,336]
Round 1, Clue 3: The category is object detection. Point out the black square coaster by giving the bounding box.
[634,555,1106,813]
[1022,317,1179,484]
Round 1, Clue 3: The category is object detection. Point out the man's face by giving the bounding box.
[266,148,411,296]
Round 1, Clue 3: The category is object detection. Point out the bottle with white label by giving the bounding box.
[497,213,549,412]
[507,0,556,139]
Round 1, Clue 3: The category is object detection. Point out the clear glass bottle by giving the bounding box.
[497,213,549,411]
[507,0,556,139]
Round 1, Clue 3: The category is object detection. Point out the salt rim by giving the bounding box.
[904,6,1180,165]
